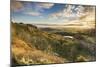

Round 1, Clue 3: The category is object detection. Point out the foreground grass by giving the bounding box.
[11,22,96,66]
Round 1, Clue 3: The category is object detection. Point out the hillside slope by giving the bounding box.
[11,22,96,66]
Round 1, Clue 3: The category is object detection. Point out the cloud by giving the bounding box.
[68,6,95,28]
[36,2,54,9]
[79,6,95,21]
[23,11,41,16]
[49,5,95,23]
[11,1,54,17]
[11,0,24,12]
[34,2,54,13]
[24,3,54,16]
[49,5,79,21]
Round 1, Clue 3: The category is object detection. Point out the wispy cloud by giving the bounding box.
[27,3,54,16]
[11,1,95,27]
[11,0,24,12]
[23,11,41,16]
[49,5,80,21]
[33,2,54,13]
[49,5,95,23]
[11,1,54,17]
[37,2,54,9]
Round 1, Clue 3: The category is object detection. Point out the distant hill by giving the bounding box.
[11,22,96,66]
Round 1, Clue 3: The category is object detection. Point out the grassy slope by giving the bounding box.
[11,22,96,66]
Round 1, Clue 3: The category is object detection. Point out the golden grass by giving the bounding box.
[12,37,66,65]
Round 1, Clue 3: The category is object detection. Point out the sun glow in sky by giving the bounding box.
[11,1,95,28]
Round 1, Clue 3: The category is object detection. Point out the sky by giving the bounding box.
[11,1,95,25]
